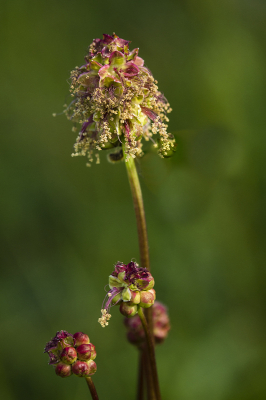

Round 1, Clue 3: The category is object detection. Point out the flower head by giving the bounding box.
[44,331,97,378]
[65,33,175,165]
[124,301,170,347]
[98,261,156,327]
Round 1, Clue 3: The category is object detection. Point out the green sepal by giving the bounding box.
[122,287,131,302]
[111,293,122,305]
[92,53,104,64]
[131,95,144,105]
[93,111,102,122]
[118,271,126,281]
[109,275,123,289]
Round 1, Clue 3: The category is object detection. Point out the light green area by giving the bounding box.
[1,0,266,399]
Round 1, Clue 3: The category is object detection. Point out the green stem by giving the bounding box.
[124,152,150,272]
[138,307,161,400]
[137,351,145,400]
[85,377,99,400]
[143,347,157,400]
[123,149,161,400]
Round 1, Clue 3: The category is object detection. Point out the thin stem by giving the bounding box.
[137,351,145,400]
[138,307,161,400]
[123,152,150,272]
[143,347,156,400]
[85,377,99,400]
[123,150,160,399]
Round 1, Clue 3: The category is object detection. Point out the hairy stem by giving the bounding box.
[138,307,161,400]
[85,377,99,400]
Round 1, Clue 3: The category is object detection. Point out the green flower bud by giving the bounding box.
[130,290,140,304]
[120,301,138,318]
[139,288,156,308]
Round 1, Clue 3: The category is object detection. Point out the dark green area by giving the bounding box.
[1,0,266,399]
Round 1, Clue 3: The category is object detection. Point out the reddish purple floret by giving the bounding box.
[111,261,153,290]
[44,330,74,365]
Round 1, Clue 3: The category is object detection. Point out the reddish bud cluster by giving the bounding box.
[44,331,97,378]
[124,301,170,348]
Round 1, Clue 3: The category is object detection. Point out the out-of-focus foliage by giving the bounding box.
[1,0,266,399]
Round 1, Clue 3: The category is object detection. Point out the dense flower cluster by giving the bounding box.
[44,331,97,378]
[98,261,156,327]
[124,301,170,348]
[65,33,175,165]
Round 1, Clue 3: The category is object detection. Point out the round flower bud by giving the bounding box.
[55,362,72,378]
[124,301,170,347]
[76,344,93,361]
[139,288,156,308]
[120,302,138,318]
[60,346,77,365]
[72,360,97,377]
[73,332,90,346]
[86,360,97,375]
[130,290,140,305]
[89,344,97,360]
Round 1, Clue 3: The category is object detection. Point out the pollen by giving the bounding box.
[98,309,112,328]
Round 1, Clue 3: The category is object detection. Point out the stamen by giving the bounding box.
[98,309,112,328]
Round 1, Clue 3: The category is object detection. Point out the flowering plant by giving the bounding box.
[47,33,174,400]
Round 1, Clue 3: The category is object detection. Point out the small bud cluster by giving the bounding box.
[44,331,97,378]
[64,33,175,165]
[124,301,170,348]
[99,261,156,327]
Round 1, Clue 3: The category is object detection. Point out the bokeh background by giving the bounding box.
[1,0,266,399]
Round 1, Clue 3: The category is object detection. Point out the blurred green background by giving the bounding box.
[1,0,266,399]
